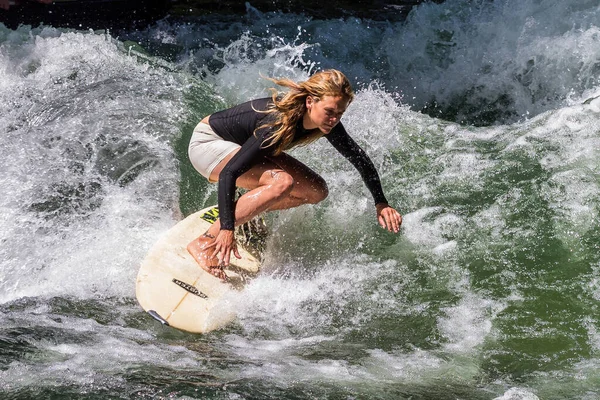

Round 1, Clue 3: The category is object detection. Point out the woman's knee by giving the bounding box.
[269,170,295,198]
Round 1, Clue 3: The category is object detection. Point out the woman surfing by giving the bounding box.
[187,69,402,280]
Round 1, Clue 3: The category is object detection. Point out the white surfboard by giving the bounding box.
[136,205,262,333]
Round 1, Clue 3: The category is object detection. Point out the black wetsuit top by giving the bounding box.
[208,97,388,230]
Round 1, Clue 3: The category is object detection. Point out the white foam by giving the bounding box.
[494,387,540,400]
[384,0,600,120]
[402,207,464,250]
[0,29,187,302]
[0,325,201,391]
[439,291,501,353]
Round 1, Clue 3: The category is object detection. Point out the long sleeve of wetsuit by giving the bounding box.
[326,124,389,205]
[217,130,271,230]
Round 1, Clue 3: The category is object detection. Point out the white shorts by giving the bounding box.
[188,121,240,182]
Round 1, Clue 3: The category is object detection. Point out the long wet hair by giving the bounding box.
[258,69,355,155]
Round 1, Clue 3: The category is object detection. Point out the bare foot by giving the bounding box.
[187,234,228,281]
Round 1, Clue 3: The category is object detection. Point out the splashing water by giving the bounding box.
[2,0,600,398]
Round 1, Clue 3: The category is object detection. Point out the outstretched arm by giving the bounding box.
[326,124,402,233]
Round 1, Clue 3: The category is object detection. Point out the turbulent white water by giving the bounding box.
[0,27,185,302]
[137,0,600,124]
[1,0,600,398]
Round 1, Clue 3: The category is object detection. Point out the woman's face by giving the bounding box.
[304,95,350,134]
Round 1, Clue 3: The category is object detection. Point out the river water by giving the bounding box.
[1,0,600,398]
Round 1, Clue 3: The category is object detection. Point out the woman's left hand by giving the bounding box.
[376,203,402,233]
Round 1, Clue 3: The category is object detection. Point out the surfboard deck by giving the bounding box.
[136,205,262,333]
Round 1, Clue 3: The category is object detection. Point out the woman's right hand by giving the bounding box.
[209,229,241,268]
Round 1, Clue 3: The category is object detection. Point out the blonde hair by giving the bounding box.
[259,69,354,155]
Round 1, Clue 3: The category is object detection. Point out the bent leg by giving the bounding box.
[213,151,328,229]
[187,159,295,278]
[188,150,327,278]
[262,152,329,209]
